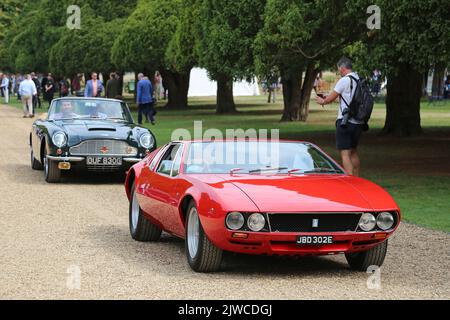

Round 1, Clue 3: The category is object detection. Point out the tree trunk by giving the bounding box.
[160,69,190,109]
[422,71,429,97]
[299,63,319,121]
[431,62,445,98]
[382,63,422,136]
[280,70,302,121]
[216,74,236,114]
[133,72,138,101]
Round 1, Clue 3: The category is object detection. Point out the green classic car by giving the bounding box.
[30,97,156,183]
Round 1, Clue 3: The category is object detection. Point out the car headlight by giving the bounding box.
[358,213,376,232]
[139,133,154,149]
[247,213,266,232]
[226,212,245,230]
[52,132,67,148]
[377,212,395,231]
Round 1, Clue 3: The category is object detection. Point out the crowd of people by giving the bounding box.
[0,71,164,124]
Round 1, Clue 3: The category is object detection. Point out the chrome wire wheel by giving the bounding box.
[187,207,200,259]
[131,190,140,232]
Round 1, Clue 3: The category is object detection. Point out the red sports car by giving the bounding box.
[125,140,400,273]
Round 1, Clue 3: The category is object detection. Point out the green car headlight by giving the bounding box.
[139,133,154,149]
[52,132,67,148]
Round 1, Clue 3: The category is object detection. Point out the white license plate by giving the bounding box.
[297,236,333,245]
[86,157,123,166]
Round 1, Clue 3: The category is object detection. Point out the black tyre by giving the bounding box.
[345,240,388,271]
[185,201,223,273]
[129,184,162,242]
[31,148,43,170]
[44,148,61,183]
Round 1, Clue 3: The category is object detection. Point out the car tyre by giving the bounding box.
[185,200,223,273]
[129,184,162,242]
[345,240,388,271]
[44,148,61,183]
[31,148,43,170]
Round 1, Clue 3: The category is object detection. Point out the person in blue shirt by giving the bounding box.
[136,73,156,125]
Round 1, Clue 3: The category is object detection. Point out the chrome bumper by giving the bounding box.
[46,156,84,162]
[46,156,142,163]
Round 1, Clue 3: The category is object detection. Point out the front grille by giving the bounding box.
[70,140,135,156]
[268,213,362,233]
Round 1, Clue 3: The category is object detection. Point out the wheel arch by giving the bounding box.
[39,136,47,164]
[179,194,196,228]
[125,168,136,201]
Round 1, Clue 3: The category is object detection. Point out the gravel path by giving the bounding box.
[0,105,449,300]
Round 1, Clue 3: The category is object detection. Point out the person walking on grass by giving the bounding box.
[10,74,16,96]
[267,71,279,104]
[136,73,156,125]
[1,73,10,104]
[31,73,42,109]
[154,71,162,101]
[316,57,364,177]
[106,72,121,98]
[19,74,37,118]
[43,74,56,107]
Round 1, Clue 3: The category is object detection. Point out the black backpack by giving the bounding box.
[341,75,374,129]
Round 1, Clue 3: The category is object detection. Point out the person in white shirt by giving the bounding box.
[1,74,10,104]
[316,57,364,177]
[19,74,37,118]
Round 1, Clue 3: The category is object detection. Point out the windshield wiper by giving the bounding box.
[230,168,245,174]
[303,168,341,174]
[249,167,288,174]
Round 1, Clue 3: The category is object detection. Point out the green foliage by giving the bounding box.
[255,0,371,76]
[0,0,22,42]
[112,0,182,72]
[349,0,450,77]
[7,1,65,73]
[50,11,123,76]
[165,0,201,73]
[197,0,266,81]
[4,0,138,74]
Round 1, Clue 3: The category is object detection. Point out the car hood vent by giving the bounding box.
[88,127,117,132]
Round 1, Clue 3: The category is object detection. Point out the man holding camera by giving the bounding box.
[316,57,363,177]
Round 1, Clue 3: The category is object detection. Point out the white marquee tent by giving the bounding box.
[188,68,260,97]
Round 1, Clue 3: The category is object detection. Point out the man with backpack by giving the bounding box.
[316,57,374,177]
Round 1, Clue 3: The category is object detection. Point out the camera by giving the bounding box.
[340,109,351,128]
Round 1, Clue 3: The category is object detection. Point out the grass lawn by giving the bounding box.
[6,94,450,232]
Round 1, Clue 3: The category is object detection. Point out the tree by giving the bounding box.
[197,0,266,113]
[6,0,65,73]
[0,0,23,70]
[255,0,370,121]
[112,0,192,108]
[351,0,449,136]
[0,0,22,43]
[50,14,123,79]
[4,0,137,77]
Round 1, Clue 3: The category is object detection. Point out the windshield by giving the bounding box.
[184,141,344,175]
[48,99,132,122]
